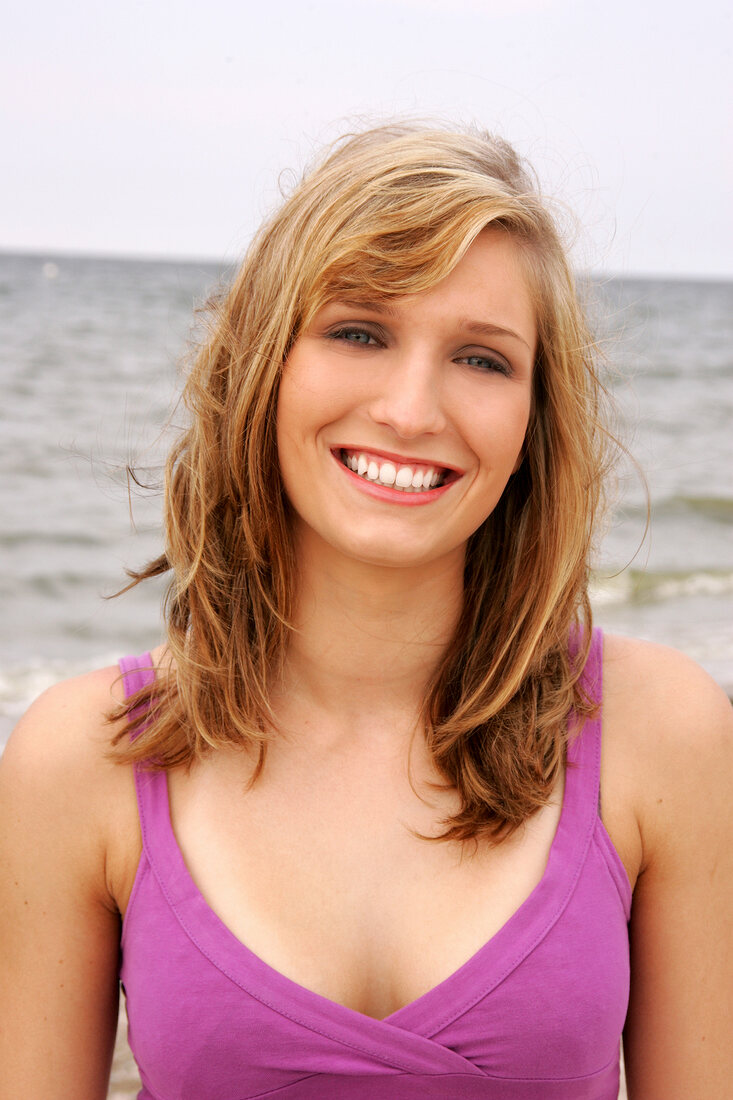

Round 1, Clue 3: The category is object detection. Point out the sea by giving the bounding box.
[1,252,732,748]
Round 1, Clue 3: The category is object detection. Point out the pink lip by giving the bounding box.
[332,450,460,506]
[332,446,464,476]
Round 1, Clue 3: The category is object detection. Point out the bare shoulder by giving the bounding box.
[601,632,733,867]
[602,632,732,766]
[2,643,168,786]
[602,631,731,719]
[0,663,140,909]
[2,664,123,796]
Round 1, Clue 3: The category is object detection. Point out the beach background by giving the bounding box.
[3,0,731,1091]
[1,251,731,1097]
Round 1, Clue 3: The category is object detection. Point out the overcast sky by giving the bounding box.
[3,0,731,276]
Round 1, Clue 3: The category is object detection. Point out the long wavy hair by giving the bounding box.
[112,123,614,843]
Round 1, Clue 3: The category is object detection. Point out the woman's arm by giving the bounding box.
[0,671,132,1099]
[607,639,733,1099]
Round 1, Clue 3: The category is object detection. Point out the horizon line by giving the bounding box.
[1,244,731,285]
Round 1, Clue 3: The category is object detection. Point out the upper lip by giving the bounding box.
[333,445,464,475]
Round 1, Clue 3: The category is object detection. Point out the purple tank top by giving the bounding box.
[119,629,631,1099]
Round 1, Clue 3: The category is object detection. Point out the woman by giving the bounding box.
[1,124,731,1099]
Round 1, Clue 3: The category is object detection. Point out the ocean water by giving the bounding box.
[1,253,731,746]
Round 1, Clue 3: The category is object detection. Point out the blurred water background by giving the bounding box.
[1,252,731,747]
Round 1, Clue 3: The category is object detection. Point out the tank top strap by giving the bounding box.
[118,652,170,862]
[119,652,156,711]
[565,626,603,818]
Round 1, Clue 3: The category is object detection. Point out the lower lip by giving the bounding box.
[334,454,457,506]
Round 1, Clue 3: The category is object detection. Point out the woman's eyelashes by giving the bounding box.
[325,325,513,376]
[456,352,513,377]
[327,325,383,346]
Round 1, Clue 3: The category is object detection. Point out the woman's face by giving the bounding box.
[276,228,536,574]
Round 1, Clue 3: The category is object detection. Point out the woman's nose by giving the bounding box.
[367,352,447,440]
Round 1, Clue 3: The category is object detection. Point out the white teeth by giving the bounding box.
[379,461,396,486]
[341,451,447,493]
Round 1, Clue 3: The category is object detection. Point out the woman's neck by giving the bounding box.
[276,528,465,748]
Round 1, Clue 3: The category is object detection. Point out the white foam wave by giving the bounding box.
[591,569,733,606]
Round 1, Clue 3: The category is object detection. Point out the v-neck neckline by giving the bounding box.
[121,636,602,1067]
[132,733,595,1039]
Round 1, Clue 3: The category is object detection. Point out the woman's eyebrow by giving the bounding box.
[329,299,396,315]
[456,319,532,350]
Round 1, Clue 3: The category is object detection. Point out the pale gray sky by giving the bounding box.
[3,0,731,276]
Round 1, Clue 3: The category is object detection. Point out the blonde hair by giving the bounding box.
[114,123,612,842]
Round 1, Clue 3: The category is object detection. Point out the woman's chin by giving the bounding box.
[294,523,467,577]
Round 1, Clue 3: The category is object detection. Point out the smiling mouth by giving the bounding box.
[337,449,454,493]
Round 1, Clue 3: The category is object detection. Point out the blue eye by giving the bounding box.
[329,327,377,345]
[458,353,512,376]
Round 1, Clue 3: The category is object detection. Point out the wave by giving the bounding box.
[610,495,733,524]
[591,567,733,606]
[657,496,733,522]
[1,530,106,550]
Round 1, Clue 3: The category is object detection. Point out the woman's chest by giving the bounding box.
[163,751,563,1020]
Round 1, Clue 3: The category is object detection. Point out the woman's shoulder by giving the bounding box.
[0,660,144,907]
[600,632,733,874]
[3,643,169,776]
[3,662,124,778]
[601,631,732,749]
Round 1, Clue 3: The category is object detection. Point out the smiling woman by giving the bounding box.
[1,123,731,1100]
[277,230,534,571]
